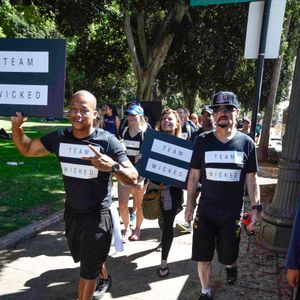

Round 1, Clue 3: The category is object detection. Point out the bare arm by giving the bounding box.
[115,116,121,134]
[287,269,299,288]
[11,112,49,157]
[82,145,138,186]
[245,172,261,225]
[185,168,200,222]
[114,159,139,186]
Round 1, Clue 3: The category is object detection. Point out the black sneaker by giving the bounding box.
[198,292,212,299]
[225,266,238,285]
[93,274,112,300]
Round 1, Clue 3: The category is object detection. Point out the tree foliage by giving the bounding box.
[0,0,56,38]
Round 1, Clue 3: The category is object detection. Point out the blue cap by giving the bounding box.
[126,104,144,116]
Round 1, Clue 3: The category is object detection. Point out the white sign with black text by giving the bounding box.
[0,51,49,72]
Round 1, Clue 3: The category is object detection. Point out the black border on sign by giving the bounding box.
[0,38,66,118]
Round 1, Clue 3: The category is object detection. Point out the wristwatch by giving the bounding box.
[252,204,262,212]
[111,163,121,173]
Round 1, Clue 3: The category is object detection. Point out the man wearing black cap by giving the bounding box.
[191,106,214,143]
[185,91,261,299]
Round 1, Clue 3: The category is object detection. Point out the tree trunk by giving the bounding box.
[123,1,188,101]
[181,79,198,112]
[257,58,283,161]
[257,14,292,162]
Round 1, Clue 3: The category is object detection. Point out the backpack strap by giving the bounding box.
[121,126,129,139]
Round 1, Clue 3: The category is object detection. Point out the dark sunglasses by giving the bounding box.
[213,106,236,114]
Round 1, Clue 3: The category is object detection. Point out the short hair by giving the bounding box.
[72,90,97,110]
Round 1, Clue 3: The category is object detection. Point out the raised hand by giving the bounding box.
[11,112,27,127]
[81,144,116,172]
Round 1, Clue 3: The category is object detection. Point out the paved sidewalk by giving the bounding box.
[0,200,293,300]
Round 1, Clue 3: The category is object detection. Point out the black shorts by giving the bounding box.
[192,213,241,265]
[64,209,113,280]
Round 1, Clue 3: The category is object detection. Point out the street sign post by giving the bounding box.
[190,0,261,6]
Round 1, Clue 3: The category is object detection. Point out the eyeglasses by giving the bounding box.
[213,106,236,114]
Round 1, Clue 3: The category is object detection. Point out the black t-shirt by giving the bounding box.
[181,120,197,140]
[121,127,144,166]
[190,131,258,221]
[40,128,128,213]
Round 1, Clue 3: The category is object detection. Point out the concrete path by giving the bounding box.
[0,199,293,300]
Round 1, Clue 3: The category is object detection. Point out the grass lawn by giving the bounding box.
[0,117,71,237]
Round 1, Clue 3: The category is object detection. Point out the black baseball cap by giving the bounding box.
[209,91,240,109]
[201,106,213,115]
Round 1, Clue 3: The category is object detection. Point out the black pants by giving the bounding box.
[158,209,178,261]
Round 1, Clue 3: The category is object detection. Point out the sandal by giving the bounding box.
[158,265,169,278]
[155,242,162,252]
[129,229,141,241]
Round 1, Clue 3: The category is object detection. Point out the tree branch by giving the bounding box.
[148,1,187,65]
[123,9,143,81]
[136,11,147,67]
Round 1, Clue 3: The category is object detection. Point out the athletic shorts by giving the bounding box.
[192,213,241,265]
[64,209,113,280]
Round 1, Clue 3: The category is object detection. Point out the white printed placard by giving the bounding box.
[59,143,100,159]
[124,140,140,149]
[205,151,244,164]
[0,51,49,72]
[0,84,48,105]
[206,168,241,182]
[146,158,188,182]
[151,139,193,163]
[60,162,98,179]
[126,149,140,156]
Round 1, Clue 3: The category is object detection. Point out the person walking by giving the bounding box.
[11,90,138,300]
[190,113,201,129]
[118,104,148,242]
[286,192,300,300]
[239,117,251,137]
[103,103,120,136]
[176,107,197,140]
[185,91,261,300]
[191,106,214,143]
[151,108,184,278]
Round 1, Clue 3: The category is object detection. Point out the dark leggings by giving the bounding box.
[158,209,178,261]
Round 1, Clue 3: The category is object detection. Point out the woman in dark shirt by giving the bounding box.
[153,108,184,278]
[118,104,148,242]
[104,104,120,136]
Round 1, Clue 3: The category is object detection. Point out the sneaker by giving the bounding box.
[129,212,136,226]
[121,228,132,243]
[93,274,112,300]
[198,292,212,299]
[225,266,238,285]
[176,221,192,234]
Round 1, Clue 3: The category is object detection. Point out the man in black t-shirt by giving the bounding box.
[11,90,138,300]
[191,106,214,143]
[185,91,261,300]
[176,107,197,140]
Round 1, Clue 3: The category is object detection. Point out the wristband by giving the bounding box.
[252,204,262,212]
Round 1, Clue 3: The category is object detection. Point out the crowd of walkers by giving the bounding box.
[10,90,299,300]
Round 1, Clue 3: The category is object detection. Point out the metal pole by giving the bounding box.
[250,0,272,140]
